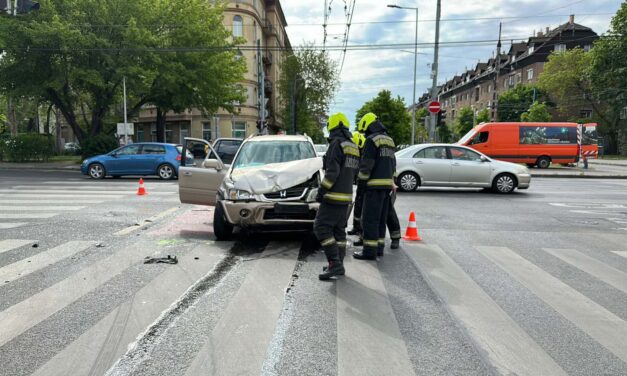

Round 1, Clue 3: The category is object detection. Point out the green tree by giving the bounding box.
[355,90,411,145]
[412,107,429,142]
[453,107,474,138]
[437,123,453,143]
[475,108,491,124]
[538,47,622,153]
[497,84,546,122]
[278,45,339,142]
[588,3,627,154]
[521,102,552,122]
[0,0,245,144]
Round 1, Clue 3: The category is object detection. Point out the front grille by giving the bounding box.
[264,185,308,200]
[263,209,317,220]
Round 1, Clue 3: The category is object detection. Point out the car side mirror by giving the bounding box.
[110,153,118,158]
[480,155,489,162]
[203,158,224,171]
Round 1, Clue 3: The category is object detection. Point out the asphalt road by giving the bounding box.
[0,169,626,376]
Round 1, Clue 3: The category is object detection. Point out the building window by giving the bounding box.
[488,85,492,93]
[202,122,212,141]
[583,44,592,52]
[555,44,566,53]
[580,110,593,118]
[137,127,144,142]
[233,16,243,38]
[527,68,534,81]
[528,45,535,54]
[232,122,246,138]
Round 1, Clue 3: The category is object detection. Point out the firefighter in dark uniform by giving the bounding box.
[348,131,366,238]
[353,113,396,260]
[315,113,360,280]
[387,190,402,249]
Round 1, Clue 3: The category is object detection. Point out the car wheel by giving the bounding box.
[397,172,419,192]
[88,163,106,179]
[213,203,233,241]
[492,173,517,194]
[157,164,175,180]
[536,156,551,169]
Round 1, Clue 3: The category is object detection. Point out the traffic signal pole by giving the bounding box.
[429,0,441,142]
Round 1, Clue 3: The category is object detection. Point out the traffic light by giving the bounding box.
[17,0,40,13]
[437,109,447,126]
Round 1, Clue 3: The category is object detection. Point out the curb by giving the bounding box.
[0,165,81,171]
[588,162,627,167]
[530,173,627,179]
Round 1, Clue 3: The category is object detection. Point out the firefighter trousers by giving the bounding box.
[361,189,391,256]
[387,191,401,240]
[314,202,349,262]
[352,184,365,231]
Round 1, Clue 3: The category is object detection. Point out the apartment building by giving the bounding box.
[134,0,291,144]
[418,16,598,127]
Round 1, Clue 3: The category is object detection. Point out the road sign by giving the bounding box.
[117,123,134,136]
[428,101,441,114]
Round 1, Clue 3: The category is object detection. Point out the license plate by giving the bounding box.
[274,203,309,214]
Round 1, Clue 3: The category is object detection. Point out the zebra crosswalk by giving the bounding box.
[0,236,626,375]
[0,180,176,231]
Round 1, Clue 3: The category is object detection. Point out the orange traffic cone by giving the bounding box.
[403,211,422,241]
[137,178,147,196]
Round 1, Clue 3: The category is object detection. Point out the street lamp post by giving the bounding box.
[388,4,418,145]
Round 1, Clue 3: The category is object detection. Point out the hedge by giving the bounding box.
[81,134,119,158]
[2,133,54,162]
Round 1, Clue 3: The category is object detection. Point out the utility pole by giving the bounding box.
[123,77,128,145]
[493,22,502,121]
[430,0,441,142]
[290,79,297,135]
[257,39,267,135]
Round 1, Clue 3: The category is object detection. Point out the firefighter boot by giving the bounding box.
[322,245,346,275]
[391,239,400,249]
[319,260,345,280]
[353,236,363,247]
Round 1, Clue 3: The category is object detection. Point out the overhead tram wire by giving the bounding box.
[338,0,356,76]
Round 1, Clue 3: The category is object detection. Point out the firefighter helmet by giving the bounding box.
[358,113,377,132]
[327,112,350,131]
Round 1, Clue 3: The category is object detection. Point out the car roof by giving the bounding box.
[246,135,312,142]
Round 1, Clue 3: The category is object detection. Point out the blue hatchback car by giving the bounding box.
[81,143,193,180]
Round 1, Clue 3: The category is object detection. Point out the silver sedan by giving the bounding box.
[395,144,531,193]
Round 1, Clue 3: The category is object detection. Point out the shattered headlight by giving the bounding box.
[306,188,319,202]
[228,189,252,201]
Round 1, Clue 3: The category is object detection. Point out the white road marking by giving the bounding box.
[0,190,172,195]
[0,241,95,284]
[185,244,297,376]
[544,248,627,295]
[0,206,86,211]
[114,207,180,236]
[612,251,627,259]
[0,223,27,229]
[33,245,225,376]
[476,246,627,363]
[0,241,154,347]
[336,256,417,376]
[0,194,125,199]
[0,239,35,254]
[0,213,58,219]
[0,199,104,204]
[406,243,566,376]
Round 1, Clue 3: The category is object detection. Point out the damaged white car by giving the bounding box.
[178,135,323,240]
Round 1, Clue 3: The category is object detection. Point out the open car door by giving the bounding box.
[179,138,227,206]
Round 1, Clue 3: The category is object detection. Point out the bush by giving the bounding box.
[81,134,119,158]
[4,133,54,162]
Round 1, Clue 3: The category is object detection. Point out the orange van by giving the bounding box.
[457,122,599,168]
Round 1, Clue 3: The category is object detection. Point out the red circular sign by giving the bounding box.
[428,101,441,113]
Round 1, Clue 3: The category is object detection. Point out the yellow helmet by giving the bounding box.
[358,113,377,132]
[327,112,350,131]
[352,131,366,149]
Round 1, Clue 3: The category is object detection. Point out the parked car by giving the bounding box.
[178,135,322,240]
[64,142,81,154]
[395,144,531,193]
[81,143,194,180]
[314,144,328,157]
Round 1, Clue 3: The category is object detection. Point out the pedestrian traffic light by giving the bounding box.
[16,0,40,13]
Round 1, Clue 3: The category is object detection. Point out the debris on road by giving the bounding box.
[144,255,178,264]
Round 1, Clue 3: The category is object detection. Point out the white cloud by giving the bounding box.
[281,0,621,125]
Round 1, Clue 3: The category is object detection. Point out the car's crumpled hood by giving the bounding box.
[231,157,322,194]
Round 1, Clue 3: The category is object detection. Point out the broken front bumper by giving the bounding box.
[219,200,320,227]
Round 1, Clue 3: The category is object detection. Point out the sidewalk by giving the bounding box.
[530,162,627,179]
[0,161,81,171]
[588,158,627,167]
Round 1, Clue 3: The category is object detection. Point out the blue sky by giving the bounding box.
[281,0,623,127]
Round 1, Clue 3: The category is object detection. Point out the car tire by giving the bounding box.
[88,163,106,179]
[213,203,233,240]
[397,172,419,192]
[157,164,175,180]
[492,173,517,194]
[536,156,551,169]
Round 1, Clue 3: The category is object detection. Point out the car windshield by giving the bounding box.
[232,141,316,169]
[314,144,328,153]
[458,129,477,145]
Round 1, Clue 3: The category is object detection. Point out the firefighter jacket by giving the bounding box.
[320,127,360,205]
[357,121,396,190]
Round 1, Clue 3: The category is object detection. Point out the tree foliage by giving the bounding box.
[355,90,411,145]
[476,108,491,124]
[588,2,627,154]
[497,84,546,122]
[538,47,623,153]
[0,0,245,144]
[278,45,338,142]
[453,107,474,138]
[521,102,551,122]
